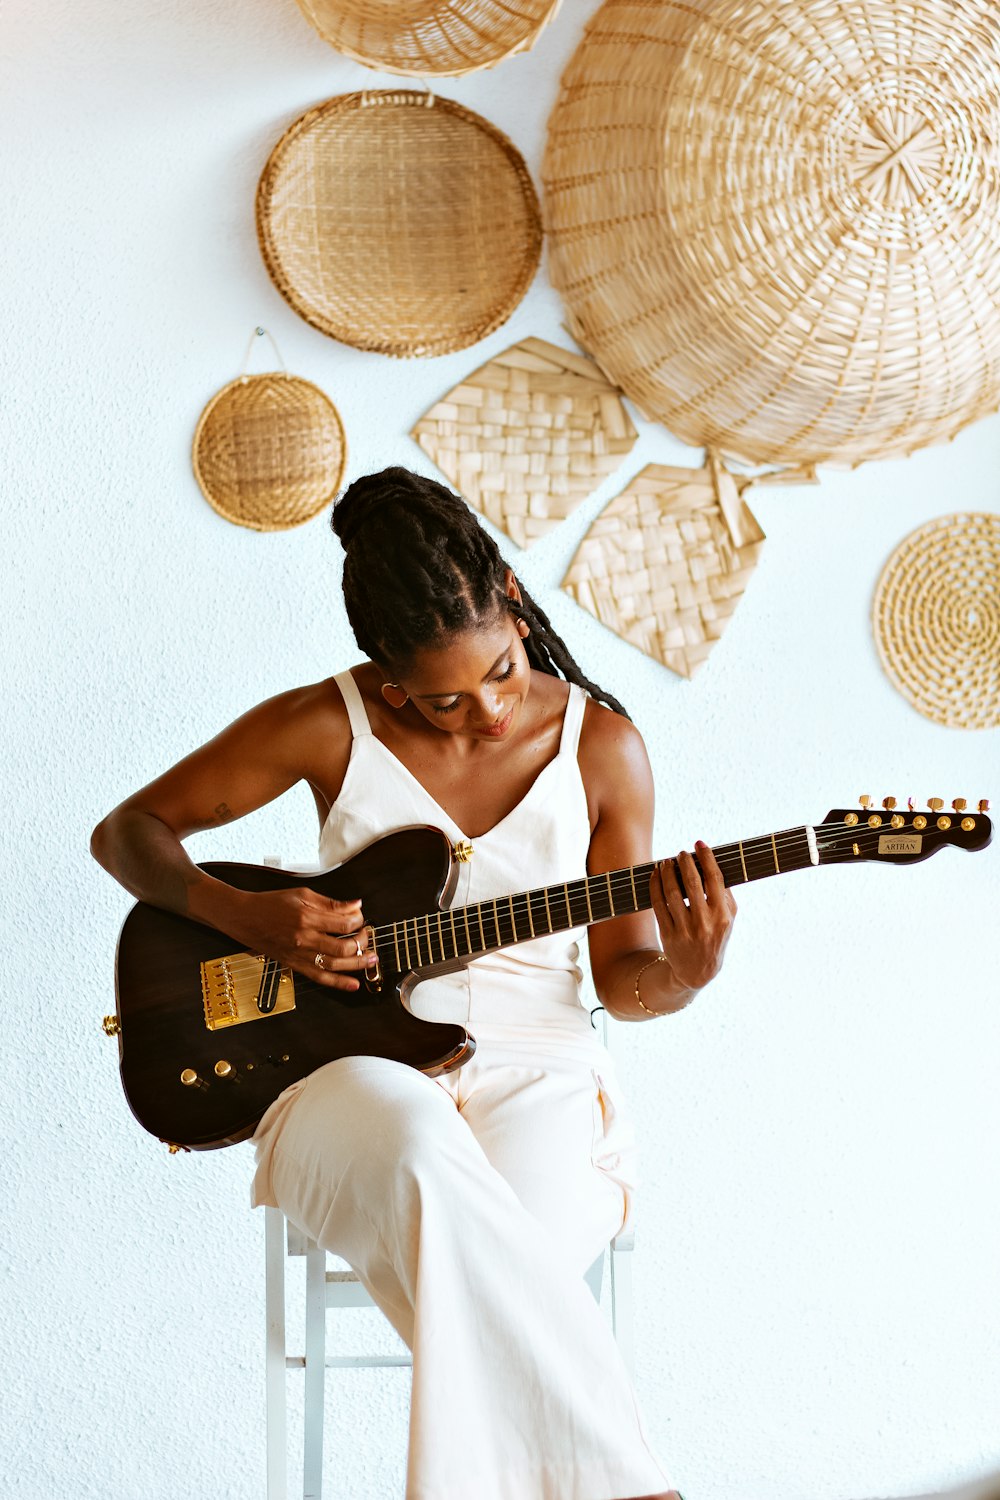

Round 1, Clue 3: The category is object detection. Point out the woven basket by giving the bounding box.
[293,0,563,77]
[256,91,542,358]
[193,373,347,531]
[561,455,765,679]
[872,512,1000,730]
[543,0,1000,468]
[411,337,637,549]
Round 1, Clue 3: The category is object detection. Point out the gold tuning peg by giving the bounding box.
[952,798,967,813]
[882,797,897,811]
[928,798,944,813]
[859,795,872,810]
[979,799,991,814]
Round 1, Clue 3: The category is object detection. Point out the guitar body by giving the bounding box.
[113,827,473,1150]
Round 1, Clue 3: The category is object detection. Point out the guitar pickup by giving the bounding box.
[201,953,296,1031]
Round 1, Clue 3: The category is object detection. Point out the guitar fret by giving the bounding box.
[543,885,553,932]
[629,864,638,910]
[584,879,593,922]
[393,922,401,971]
[606,871,615,916]
[492,899,501,947]
[424,913,434,963]
[508,894,518,942]
[437,910,445,961]
[771,833,780,873]
[738,841,748,883]
[564,883,572,926]
[526,891,535,938]
[477,903,486,951]
[449,908,458,960]
[412,919,422,967]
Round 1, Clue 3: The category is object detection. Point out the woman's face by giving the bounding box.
[393,610,530,743]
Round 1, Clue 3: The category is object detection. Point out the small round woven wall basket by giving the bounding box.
[256,92,542,358]
[872,513,1000,730]
[193,373,347,531]
[543,0,1000,467]
[293,0,563,77]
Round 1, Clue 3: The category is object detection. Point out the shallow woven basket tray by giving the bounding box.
[257,91,542,358]
[543,0,1000,467]
[561,455,765,679]
[193,373,347,531]
[411,337,637,549]
[872,512,1000,730]
[294,0,563,77]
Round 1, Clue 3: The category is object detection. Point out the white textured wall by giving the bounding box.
[2,2,999,1498]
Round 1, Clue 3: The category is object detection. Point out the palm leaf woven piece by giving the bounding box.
[872,512,1000,730]
[293,0,563,78]
[256,91,542,358]
[411,337,638,549]
[561,456,766,679]
[193,373,346,532]
[543,0,1000,467]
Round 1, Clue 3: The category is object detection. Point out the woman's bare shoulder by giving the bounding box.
[577,695,655,823]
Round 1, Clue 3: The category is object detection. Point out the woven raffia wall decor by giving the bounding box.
[543,0,1000,468]
[561,455,767,679]
[257,92,542,358]
[872,512,1000,730]
[193,373,347,531]
[293,0,563,77]
[411,337,638,549]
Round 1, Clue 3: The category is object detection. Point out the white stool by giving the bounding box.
[259,860,635,1499]
[264,1206,635,1500]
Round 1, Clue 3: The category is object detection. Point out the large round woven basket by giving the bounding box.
[543,0,1000,468]
[293,0,563,77]
[256,91,542,358]
[193,373,347,531]
[872,512,1000,730]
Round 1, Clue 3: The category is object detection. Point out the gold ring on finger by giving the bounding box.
[314,952,326,969]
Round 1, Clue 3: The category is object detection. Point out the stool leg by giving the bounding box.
[303,1240,327,1500]
[265,1208,288,1500]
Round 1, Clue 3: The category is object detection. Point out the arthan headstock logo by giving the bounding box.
[878,833,923,855]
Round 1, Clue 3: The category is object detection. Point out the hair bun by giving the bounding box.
[332,467,415,551]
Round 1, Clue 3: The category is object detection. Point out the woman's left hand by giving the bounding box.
[650,840,738,993]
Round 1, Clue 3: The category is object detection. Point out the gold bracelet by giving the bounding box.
[634,952,668,1015]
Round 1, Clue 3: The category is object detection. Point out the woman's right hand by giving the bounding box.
[221,886,374,992]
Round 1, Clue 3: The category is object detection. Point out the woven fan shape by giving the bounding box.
[872,512,1000,730]
[257,92,542,358]
[561,461,765,679]
[294,0,562,77]
[411,337,637,549]
[193,374,346,531]
[543,0,1000,467]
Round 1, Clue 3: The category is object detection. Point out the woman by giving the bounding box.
[91,467,737,1500]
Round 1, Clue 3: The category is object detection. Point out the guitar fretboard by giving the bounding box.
[373,825,816,971]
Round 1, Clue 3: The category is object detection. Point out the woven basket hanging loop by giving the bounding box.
[293,0,563,79]
[192,331,347,533]
[543,0,1000,468]
[238,326,288,377]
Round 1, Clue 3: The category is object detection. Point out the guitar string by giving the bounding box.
[212,819,971,982]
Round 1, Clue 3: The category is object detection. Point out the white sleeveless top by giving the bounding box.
[320,669,599,1053]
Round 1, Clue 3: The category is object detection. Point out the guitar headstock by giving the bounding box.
[817,797,992,864]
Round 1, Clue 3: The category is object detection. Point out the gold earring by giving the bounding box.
[381,682,409,708]
[517,619,530,638]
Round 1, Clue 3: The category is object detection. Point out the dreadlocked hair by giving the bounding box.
[331,467,630,719]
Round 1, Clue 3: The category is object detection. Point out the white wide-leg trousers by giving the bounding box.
[252,1048,670,1500]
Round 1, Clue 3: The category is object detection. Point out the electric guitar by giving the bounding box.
[103,798,991,1151]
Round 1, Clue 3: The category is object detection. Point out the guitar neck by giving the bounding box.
[377,825,816,970]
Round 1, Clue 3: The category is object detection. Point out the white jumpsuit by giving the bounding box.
[250,670,671,1500]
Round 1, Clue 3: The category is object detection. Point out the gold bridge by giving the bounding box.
[201,953,296,1031]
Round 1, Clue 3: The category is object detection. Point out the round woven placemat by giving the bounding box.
[872,512,1000,730]
[543,0,1000,467]
[193,373,347,531]
[294,0,563,77]
[256,91,542,358]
